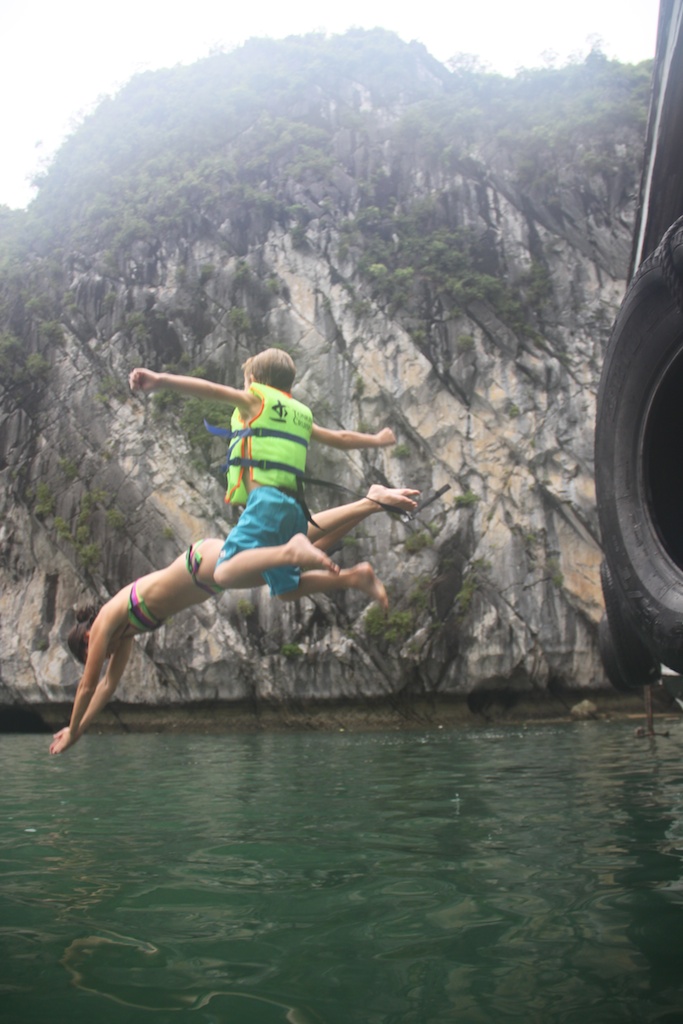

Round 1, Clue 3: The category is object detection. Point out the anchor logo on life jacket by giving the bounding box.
[271,400,288,421]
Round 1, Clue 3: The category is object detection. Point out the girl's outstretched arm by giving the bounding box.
[50,608,131,754]
[74,637,134,741]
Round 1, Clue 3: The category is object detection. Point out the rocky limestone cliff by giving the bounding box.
[0,38,649,721]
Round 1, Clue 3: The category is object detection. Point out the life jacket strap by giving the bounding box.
[204,421,309,475]
[229,457,306,477]
[204,421,309,447]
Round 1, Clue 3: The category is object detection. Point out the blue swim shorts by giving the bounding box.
[216,486,308,596]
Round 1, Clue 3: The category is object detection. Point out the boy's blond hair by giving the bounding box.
[243,348,296,392]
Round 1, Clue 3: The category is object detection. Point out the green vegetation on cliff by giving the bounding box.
[0,32,652,488]
[0,32,650,267]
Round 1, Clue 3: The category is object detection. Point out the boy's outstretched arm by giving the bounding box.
[129,369,260,418]
[311,424,396,450]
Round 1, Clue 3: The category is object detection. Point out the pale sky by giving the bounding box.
[1,0,661,210]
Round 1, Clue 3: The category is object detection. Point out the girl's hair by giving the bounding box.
[243,348,296,392]
[67,604,100,665]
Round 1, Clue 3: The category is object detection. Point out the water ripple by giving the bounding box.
[3,723,683,1022]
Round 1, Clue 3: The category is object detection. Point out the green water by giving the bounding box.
[3,723,683,1023]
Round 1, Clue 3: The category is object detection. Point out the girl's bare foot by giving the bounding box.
[347,561,389,610]
[367,484,420,513]
[285,533,340,573]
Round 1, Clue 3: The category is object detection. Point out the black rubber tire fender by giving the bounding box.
[598,560,660,691]
[598,614,631,693]
[595,218,683,672]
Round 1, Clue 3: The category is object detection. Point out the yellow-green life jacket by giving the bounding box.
[225,383,313,505]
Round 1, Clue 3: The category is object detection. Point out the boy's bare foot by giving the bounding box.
[367,484,420,513]
[286,533,340,573]
[347,561,389,610]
